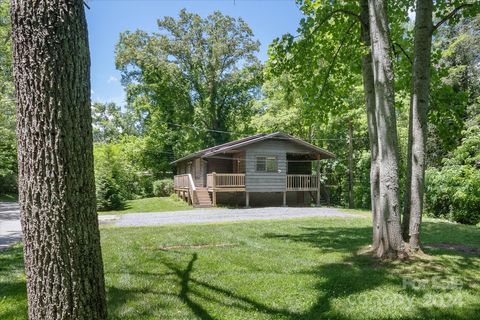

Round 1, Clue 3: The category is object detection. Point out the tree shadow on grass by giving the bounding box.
[5,220,476,319]
[157,250,302,320]
[107,222,479,319]
[265,226,392,319]
[265,223,480,320]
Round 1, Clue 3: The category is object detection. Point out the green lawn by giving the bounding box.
[0,194,17,202]
[1,216,479,319]
[98,196,193,215]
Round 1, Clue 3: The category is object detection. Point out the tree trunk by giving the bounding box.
[348,118,354,209]
[406,0,433,250]
[360,0,381,252]
[367,0,406,258]
[11,1,107,319]
[403,99,413,240]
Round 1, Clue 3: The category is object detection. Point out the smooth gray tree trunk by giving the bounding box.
[368,0,406,257]
[406,0,433,249]
[11,0,107,318]
[360,0,381,253]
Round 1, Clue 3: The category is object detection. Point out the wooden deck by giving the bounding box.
[286,174,319,191]
[173,174,197,205]
[207,173,246,192]
[174,173,321,207]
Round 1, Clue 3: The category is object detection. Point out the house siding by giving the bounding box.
[176,138,319,191]
[207,157,233,173]
[176,158,206,187]
[242,139,313,192]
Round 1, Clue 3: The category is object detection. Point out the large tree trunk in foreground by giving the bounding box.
[367,0,406,258]
[360,0,381,252]
[11,1,107,318]
[405,0,433,249]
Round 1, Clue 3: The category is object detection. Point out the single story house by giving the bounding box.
[172,132,335,207]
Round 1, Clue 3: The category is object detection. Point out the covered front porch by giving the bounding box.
[174,152,322,207]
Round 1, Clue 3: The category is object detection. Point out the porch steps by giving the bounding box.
[194,187,212,208]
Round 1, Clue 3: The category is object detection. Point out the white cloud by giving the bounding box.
[107,76,119,83]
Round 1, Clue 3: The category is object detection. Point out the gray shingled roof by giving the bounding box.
[171,132,335,164]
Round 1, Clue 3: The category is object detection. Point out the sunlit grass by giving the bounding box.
[1,216,479,319]
[98,196,192,215]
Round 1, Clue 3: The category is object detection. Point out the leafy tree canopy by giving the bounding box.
[115,9,263,173]
[0,1,16,185]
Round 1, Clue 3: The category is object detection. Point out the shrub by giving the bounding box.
[0,174,17,195]
[153,179,174,197]
[425,122,480,225]
[94,144,132,210]
[426,165,480,225]
[136,174,155,198]
[96,174,126,211]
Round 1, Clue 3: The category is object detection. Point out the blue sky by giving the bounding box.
[85,0,304,105]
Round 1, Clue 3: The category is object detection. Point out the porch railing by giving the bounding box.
[174,174,196,204]
[207,173,245,189]
[286,174,319,191]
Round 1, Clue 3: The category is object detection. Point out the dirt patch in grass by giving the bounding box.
[144,243,240,250]
[424,243,480,255]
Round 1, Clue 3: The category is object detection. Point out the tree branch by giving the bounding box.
[318,21,357,100]
[334,9,365,27]
[432,3,473,33]
[393,42,412,64]
[295,8,366,39]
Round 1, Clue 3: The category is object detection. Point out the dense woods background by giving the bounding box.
[0,2,479,224]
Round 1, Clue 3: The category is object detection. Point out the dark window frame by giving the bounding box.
[255,156,278,173]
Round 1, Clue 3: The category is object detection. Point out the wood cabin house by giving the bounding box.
[172,132,335,207]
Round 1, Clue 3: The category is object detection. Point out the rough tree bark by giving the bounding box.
[367,0,406,258]
[359,0,381,253]
[11,1,107,319]
[405,0,433,249]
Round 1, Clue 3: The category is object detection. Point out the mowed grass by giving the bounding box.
[0,194,17,202]
[1,216,480,319]
[98,196,192,215]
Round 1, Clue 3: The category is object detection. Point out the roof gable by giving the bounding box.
[171,132,335,164]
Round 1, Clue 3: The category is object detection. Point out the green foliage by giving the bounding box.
[264,1,407,208]
[91,102,138,143]
[95,174,126,211]
[152,179,174,197]
[115,9,262,173]
[425,113,480,224]
[0,1,16,195]
[93,136,165,208]
[265,1,480,215]
[94,143,137,210]
[428,14,480,166]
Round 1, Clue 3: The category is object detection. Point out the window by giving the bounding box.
[256,156,277,172]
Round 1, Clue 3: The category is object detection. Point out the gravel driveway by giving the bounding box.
[0,203,360,249]
[0,202,21,250]
[104,207,361,227]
